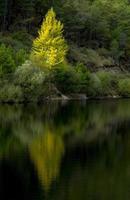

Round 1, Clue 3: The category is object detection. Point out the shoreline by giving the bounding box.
[0,94,129,104]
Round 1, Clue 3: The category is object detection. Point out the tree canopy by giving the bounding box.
[31,8,68,68]
[0,0,130,66]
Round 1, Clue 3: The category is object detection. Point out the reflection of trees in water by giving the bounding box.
[29,130,64,191]
[1,100,130,193]
[0,105,22,125]
[1,100,130,142]
[50,131,130,200]
[0,133,23,159]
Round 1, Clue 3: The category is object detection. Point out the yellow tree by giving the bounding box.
[31,8,68,69]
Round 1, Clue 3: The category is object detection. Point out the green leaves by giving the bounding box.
[0,44,28,76]
[0,44,15,75]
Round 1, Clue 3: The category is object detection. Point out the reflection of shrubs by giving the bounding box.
[118,78,130,97]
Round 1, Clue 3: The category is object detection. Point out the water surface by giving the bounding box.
[0,100,130,200]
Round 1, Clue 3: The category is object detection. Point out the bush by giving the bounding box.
[52,63,79,93]
[15,60,45,86]
[84,49,113,68]
[87,71,118,97]
[118,78,130,97]
[12,31,33,49]
[87,74,102,97]
[0,44,28,76]
[69,45,113,68]
[15,49,28,67]
[52,64,118,96]
[0,84,22,103]
[96,71,118,96]
[14,60,46,101]
[0,44,16,75]
[0,35,26,51]
[75,63,91,93]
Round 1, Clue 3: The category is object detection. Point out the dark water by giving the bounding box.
[1,100,130,200]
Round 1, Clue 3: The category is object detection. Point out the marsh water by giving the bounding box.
[1,100,130,199]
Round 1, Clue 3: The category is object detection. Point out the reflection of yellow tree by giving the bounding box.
[29,130,64,191]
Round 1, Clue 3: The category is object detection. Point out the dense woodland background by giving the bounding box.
[1,0,130,69]
[1,0,130,101]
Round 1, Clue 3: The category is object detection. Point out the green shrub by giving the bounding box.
[69,45,113,67]
[96,71,118,96]
[15,60,45,86]
[118,78,130,97]
[75,63,91,93]
[86,71,118,97]
[87,74,102,97]
[0,44,16,75]
[52,63,79,93]
[52,64,118,96]
[14,60,46,101]
[84,49,113,67]
[12,31,33,48]
[0,35,26,51]
[0,44,28,76]
[15,49,28,67]
[0,84,22,103]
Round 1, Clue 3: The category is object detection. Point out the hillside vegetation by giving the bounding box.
[0,0,130,102]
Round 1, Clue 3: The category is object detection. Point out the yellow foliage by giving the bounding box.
[31,8,68,69]
[29,130,64,191]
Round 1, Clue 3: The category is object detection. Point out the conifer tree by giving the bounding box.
[31,8,68,69]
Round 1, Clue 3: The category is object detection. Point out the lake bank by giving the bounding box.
[0,94,127,104]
